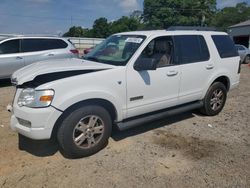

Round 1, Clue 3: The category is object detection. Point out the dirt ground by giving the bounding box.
[0,65,249,188]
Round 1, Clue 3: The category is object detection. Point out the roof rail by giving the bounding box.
[167,26,217,31]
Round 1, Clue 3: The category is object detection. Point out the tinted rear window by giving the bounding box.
[174,35,210,64]
[21,39,68,52]
[0,39,20,54]
[212,35,238,58]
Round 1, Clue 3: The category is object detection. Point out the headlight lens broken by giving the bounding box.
[18,88,54,108]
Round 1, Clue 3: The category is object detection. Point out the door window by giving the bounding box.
[137,36,175,68]
[21,39,68,52]
[238,45,245,51]
[174,35,210,64]
[0,39,20,54]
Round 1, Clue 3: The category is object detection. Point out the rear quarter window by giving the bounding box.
[212,35,238,58]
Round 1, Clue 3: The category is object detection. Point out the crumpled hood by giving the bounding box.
[12,58,115,85]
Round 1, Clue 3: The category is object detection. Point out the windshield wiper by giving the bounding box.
[84,56,100,62]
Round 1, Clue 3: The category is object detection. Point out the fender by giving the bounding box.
[52,90,125,121]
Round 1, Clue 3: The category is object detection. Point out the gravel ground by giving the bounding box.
[0,65,249,188]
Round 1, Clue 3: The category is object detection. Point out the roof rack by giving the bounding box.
[167,26,217,31]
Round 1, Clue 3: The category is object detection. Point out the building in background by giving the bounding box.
[228,20,250,49]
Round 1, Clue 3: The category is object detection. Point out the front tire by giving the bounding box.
[57,105,112,158]
[200,82,227,116]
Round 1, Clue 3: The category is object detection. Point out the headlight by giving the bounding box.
[18,88,54,108]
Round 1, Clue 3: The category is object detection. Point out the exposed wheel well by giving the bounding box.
[212,76,230,91]
[51,99,117,139]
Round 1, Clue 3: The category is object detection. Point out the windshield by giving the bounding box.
[83,35,146,66]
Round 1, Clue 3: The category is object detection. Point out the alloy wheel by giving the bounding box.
[73,115,105,149]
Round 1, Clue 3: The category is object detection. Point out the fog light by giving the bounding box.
[17,118,31,128]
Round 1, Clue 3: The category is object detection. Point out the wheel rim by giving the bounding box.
[210,89,224,111]
[73,115,105,149]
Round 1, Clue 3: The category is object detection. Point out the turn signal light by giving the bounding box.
[40,95,53,102]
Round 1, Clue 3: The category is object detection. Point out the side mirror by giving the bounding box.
[134,58,157,71]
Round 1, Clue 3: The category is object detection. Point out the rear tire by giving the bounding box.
[57,105,112,158]
[200,82,227,116]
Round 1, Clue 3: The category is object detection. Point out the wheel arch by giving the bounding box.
[51,98,118,139]
[211,75,230,91]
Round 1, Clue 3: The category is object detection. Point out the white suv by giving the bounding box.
[9,29,241,158]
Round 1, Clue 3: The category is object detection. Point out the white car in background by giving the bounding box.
[0,36,79,79]
[235,44,250,64]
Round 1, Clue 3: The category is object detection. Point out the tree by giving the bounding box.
[63,26,86,37]
[91,17,111,38]
[143,0,216,29]
[211,2,250,31]
[130,10,143,22]
[110,16,144,34]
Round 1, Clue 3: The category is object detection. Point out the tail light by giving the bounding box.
[70,49,79,54]
[238,60,241,74]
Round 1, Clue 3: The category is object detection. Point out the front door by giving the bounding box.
[126,36,180,118]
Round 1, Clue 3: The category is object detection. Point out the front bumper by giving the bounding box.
[10,104,62,140]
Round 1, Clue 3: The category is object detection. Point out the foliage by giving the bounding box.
[143,0,216,28]
[63,1,250,37]
[211,2,250,31]
[63,16,143,38]
[63,26,86,37]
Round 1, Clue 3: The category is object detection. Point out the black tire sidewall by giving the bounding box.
[57,105,112,158]
[203,82,227,116]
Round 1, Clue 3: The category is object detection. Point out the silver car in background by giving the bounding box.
[0,37,79,79]
[235,44,250,64]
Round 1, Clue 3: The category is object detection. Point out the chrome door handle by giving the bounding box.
[167,70,178,76]
[16,56,23,60]
[47,53,54,56]
[206,64,214,70]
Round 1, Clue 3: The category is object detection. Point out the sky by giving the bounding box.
[0,0,249,35]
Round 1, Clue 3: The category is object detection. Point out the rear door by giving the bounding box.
[174,35,213,104]
[0,39,24,78]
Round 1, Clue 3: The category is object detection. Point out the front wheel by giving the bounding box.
[57,105,112,158]
[200,82,227,116]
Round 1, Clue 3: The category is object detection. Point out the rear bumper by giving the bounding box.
[231,82,239,90]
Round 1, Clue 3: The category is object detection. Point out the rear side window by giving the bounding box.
[237,45,245,51]
[21,39,68,52]
[174,35,210,64]
[212,35,238,58]
[0,39,20,54]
